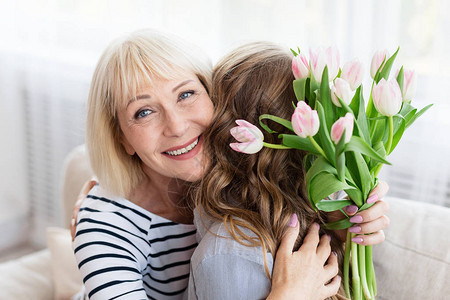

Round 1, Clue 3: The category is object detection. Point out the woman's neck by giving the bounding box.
[128,172,193,224]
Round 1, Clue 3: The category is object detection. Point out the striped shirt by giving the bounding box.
[73,185,197,300]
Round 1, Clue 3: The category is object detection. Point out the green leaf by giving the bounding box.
[375,47,400,83]
[345,188,363,207]
[370,118,387,146]
[315,102,336,165]
[305,156,337,186]
[319,66,335,131]
[302,153,317,174]
[345,136,391,165]
[290,48,298,56]
[309,172,354,205]
[259,114,293,133]
[359,202,375,211]
[389,116,405,154]
[316,199,354,212]
[353,152,373,200]
[336,153,346,181]
[396,66,404,98]
[369,141,386,172]
[308,76,319,109]
[406,104,433,129]
[323,218,353,230]
[293,78,308,101]
[280,134,320,155]
[352,87,371,145]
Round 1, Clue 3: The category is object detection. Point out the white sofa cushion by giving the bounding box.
[0,249,53,299]
[374,197,450,299]
[47,227,83,300]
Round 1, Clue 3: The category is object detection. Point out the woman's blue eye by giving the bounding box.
[135,109,151,119]
[179,91,194,100]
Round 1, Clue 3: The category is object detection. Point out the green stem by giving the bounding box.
[262,142,292,149]
[358,244,372,299]
[307,136,327,158]
[344,231,352,298]
[351,235,361,300]
[366,246,377,297]
[385,116,394,155]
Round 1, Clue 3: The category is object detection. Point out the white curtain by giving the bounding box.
[0,0,448,249]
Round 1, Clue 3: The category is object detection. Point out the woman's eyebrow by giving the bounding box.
[126,94,151,108]
[172,79,194,92]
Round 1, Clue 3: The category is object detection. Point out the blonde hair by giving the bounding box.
[193,41,345,298]
[87,29,212,197]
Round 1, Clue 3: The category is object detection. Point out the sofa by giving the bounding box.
[0,145,448,300]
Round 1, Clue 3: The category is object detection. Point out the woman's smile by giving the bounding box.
[162,135,202,160]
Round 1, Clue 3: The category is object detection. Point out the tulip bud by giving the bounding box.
[341,59,364,90]
[292,53,310,79]
[291,101,320,138]
[398,69,417,101]
[309,46,340,82]
[331,113,354,144]
[331,78,354,107]
[372,78,402,117]
[230,120,264,154]
[370,49,389,79]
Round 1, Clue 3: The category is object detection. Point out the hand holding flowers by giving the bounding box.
[230,45,432,300]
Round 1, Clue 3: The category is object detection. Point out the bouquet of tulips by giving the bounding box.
[229,46,432,300]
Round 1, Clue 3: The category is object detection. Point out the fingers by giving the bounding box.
[349,200,390,224]
[368,180,389,202]
[322,274,341,299]
[344,181,389,217]
[351,230,386,246]
[316,234,331,263]
[321,253,340,299]
[278,214,300,255]
[299,222,320,253]
[71,178,97,241]
[323,251,339,279]
[344,204,359,216]
[349,215,390,235]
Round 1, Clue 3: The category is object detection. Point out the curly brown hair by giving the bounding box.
[192,41,345,297]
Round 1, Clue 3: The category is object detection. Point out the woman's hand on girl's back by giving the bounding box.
[268,215,341,300]
[70,179,97,241]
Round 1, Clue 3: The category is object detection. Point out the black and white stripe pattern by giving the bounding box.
[73,186,197,300]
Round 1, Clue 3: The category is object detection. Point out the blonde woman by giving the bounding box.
[188,41,389,299]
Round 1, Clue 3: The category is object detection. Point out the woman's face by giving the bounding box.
[118,73,214,183]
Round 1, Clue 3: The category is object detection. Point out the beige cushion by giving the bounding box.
[46,227,83,300]
[61,145,94,228]
[374,197,450,299]
[0,249,53,299]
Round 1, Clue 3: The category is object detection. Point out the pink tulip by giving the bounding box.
[291,101,320,138]
[309,46,340,82]
[341,59,365,90]
[372,78,402,117]
[370,49,389,79]
[292,54,310,79]
[397,69,417,101]
[331,113,354,144]
[331,78,354,107]
[230,120,264,154]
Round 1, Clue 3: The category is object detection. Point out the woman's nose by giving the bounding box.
[163,110,189,137]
